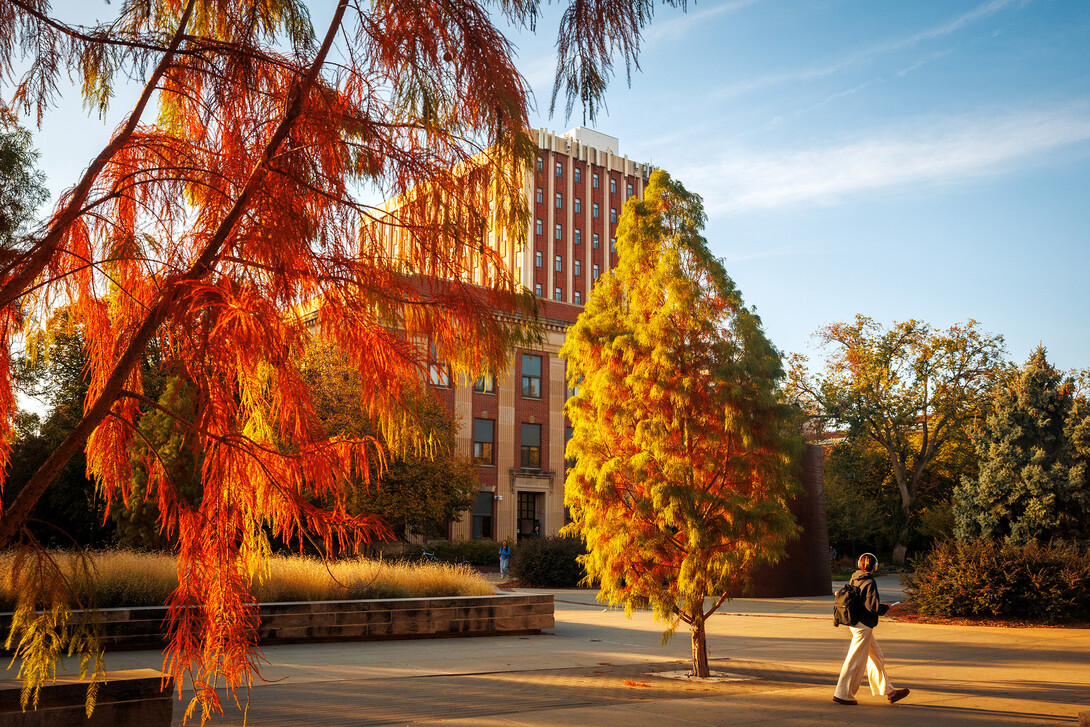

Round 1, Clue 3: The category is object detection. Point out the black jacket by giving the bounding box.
[850,570,889,628]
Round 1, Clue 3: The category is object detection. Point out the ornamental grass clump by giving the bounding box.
[907,538,1090,622]
[0,551,492,611]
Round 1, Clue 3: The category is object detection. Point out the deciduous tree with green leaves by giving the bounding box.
[787,316,1005,562]
[562,170,800,679]
[954,347,1090,544]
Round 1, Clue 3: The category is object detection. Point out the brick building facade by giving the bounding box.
[440,127,653,542]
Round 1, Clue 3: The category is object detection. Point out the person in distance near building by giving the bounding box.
[832,553,911,706]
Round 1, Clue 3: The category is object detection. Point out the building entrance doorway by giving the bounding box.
[517,491,541,541]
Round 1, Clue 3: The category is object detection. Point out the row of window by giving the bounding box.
[533,252,601,279]
[535,157,633,197]
[532,284,583,304]
[473,419,542,469]
[535,194,619,222]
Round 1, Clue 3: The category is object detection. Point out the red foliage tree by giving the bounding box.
[0,0,685,719]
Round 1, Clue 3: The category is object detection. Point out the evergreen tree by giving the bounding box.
[954,347,1090,544]
[562,170,799,679]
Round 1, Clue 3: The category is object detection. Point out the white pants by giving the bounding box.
[834,624,896,700]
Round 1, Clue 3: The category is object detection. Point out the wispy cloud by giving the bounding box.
[674,106,1090,214]
[711,0,1023,100]
[644,0,762,43]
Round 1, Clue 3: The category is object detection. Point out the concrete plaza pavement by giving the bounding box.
[36,575,1090,725]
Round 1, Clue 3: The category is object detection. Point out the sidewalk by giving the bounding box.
[32,576,1090,725]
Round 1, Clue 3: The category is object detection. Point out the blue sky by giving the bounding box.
[22,0,1090,374]
[506,0,1090,372]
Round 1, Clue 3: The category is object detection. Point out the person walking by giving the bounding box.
[498,539,511,579]
[833,552,910,706]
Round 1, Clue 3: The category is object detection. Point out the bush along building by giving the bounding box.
[368,127,831,597]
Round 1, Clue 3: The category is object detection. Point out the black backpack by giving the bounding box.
[833,582,862,627]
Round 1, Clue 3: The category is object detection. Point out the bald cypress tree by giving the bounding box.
[954,348,1090,544]
[562,170,800,678]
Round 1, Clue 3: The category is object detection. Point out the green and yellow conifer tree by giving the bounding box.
[954,347,1090,544]
[561,170,800,678]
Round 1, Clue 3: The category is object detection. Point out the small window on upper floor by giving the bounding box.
[536,187,543,204]
[627,182,633,197]
[555,192,562,209]
[554,255,562,273]
[521,354,542,398]
[536,156,543,172]
[575,167,581,184]
[574,291,582,305]
[592,173,599,189]
[555,161,562,177]
[474,373,497,394]
[610,178,617,194]
[535,250,543,268]
[574,198,581,214]
[535,219,542,236]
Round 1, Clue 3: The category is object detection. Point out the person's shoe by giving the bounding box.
[888,688,910,704]
[832,696,858,705]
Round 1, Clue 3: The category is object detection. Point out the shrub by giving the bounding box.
[397,539,504,566]
[509,536,586,587]
[907,538,1090,622]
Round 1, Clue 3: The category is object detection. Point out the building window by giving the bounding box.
[575,167,581,184]
[593,264,600,281]
[610,178,617,194]
[554,286,562,301]
[428,343,450,388]
[593,233,599,249]
[534,283,542,296]
[521,354,542,398]
[555,223,562,240]
[627,182,633,196]
[574,229,581,245]
[472,491,493,539]
[574,198,581,214]
[474,373,496,394]
[555,192,562,209]
[611,237,617,252]
[536,156,543,172]
[536,187,543,204]
[473,418,495,464]
[535,219,542,235]
[521,422,541,468]
[554,255,562,273]
[555,161,562,177]
[592,203,599,219]
[574,260,581,276]
[593,172,599,189]
[535,250,542,268]
[574,291,582,305]
[610,208,617,223]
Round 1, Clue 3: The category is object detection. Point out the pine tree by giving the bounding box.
[955,347,1090,544]
[562,170,799,679]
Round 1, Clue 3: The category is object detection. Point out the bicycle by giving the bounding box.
[420,549,440,564]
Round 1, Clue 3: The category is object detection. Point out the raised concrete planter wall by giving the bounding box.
[1,594,554,653]
[0,669,171,727]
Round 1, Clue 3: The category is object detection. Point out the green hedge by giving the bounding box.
[398,539,504,566]
[509,536,586,587]
[907,538,1090,622]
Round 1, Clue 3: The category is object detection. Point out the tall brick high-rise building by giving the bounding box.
[405,126,654,542]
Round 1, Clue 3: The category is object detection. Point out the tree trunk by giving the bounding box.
[690,616,709,678]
